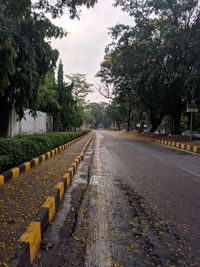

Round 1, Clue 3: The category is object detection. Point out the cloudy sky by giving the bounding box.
[51,0,132,102]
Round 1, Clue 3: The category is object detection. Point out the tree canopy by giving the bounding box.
[34,0,97,19]
[98,0,200,133]
[66,73,93,105]
[37,70,61,113]
[0,0,97,136]
[53,60,90,131]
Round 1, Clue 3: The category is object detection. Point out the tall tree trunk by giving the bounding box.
[138,121,144,133]
[117,122,121,131]
[149,114,164,133]
[0,96,10,137]
[127,105,131,131]
[173,112,182,134]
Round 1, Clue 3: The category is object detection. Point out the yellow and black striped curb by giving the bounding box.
[131,135,200,154]
[0,133,89,187]
[10,135,93,267]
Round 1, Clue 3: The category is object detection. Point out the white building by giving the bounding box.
[8,109,53,137]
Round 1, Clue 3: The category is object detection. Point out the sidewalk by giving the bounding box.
[0,133,93,266]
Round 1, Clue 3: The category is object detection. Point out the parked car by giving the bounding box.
[182,130,190,137]
[192,132,200,140]
[182,130,200,140]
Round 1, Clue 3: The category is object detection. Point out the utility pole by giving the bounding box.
[189,111,193,141]
[187,88,198,141]
[190,88,195,141]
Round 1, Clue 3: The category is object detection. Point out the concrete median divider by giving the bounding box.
[10,134,93,267]
[0,134,89,186]
[130,134,200,155]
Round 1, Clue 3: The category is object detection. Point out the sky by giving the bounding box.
[51,0,132,103]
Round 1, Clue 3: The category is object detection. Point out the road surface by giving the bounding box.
[34,131,200,266]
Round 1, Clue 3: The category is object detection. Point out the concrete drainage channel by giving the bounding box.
[32,144,94,267]
[10,135,94,267]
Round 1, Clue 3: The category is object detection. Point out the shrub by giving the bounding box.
[0,130,89,173]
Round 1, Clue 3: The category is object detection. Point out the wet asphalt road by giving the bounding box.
[34,131,200,267]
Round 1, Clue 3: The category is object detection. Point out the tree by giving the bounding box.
[34,0,97,19]
[54,60,89,131]
[105,100,126,130]
[83,110,95,128]
[87,102,108,128]
[66,73,93,105]
[0,0,97,136]
[0,0,63,136]
[37,70,61,113]
[97,49,137,131]
[54,60,74,131]
[98,0,200,134]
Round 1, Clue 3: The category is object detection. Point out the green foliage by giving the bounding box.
[98,0,200,133]
[0,0,97,136]
[84,110,96,127]
[0,0,64,136]
[105,100,127,130]
[86,102,108,128]
[54,61,91,131]
[54,60,77,131]
[85,101,127,129]
[37,70,61,112]
[66,73,93,105]
[34,0,97,19]
[0,130,89,173]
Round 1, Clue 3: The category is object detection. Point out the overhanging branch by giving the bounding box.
[97,83,116,100]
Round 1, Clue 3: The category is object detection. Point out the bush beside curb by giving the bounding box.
[0,133,89,186]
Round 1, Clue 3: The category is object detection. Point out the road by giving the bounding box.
[34,130,200,267]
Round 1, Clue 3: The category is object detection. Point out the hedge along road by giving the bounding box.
[0,132,93,265]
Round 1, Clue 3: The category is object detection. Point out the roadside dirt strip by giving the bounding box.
[0,132,93,266]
